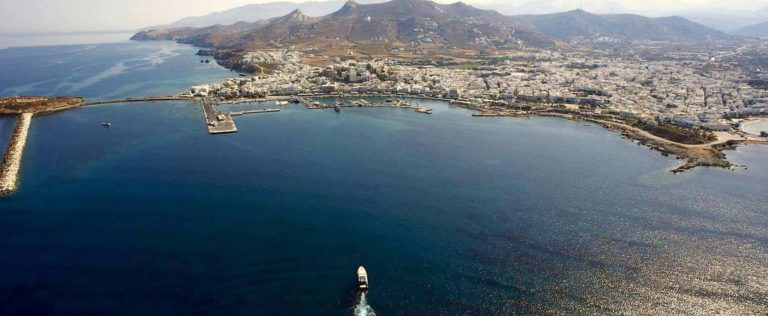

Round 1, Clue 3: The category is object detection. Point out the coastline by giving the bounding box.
[741,117,768,135]
[200,93,768,173]
[475,110,768,173]
[6,91,768,186]
[0,113,32,195]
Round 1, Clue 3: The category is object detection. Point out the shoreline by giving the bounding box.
[483,111,768,173]
[5,93,767,188]
[741,117,768,135]
[0,113,32,195]
[208,94,768,173]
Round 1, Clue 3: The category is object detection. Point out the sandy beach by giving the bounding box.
[741,117,768,135]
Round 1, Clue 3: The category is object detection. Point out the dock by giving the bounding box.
[202,98,238,134]
[230,108,280,116]
[0,113,33,195]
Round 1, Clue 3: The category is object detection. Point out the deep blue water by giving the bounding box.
[1,42,768,315]
[0,116,16,153]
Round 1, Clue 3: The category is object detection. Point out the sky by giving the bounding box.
[0,0,767,33]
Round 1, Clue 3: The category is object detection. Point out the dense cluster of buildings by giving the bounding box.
[190,49,768,131]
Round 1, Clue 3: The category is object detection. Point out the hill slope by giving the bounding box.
[735,21,768,37]
[157,0,386,29]
[509,9,732,41]
[133,0,555,52]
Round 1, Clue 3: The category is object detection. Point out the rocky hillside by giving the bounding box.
[735,21,768,37]
[133,0,555,52]
[509,9,732,41]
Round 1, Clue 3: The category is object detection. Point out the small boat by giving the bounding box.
[334,103,341,112]
[415,107,433,114]
[357,266,368,291]
[204,59,211,64]
[101,122,111,127]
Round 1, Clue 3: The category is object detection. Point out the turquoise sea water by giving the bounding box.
[1,42,768,315]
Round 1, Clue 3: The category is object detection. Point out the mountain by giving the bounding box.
[735,21,768,37]
[677,10,764,33]
[480,0,628,15]
[134,0,555,52]
[508,9,733,41]
[156,0,386,29]
[131,22,266,47]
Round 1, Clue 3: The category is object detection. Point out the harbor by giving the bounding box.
[0,113,32,195]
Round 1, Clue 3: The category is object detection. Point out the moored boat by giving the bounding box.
[415,106,433,114]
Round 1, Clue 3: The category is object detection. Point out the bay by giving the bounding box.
[1,41,767,315]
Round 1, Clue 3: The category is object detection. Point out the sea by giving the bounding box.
[1,40,767,315]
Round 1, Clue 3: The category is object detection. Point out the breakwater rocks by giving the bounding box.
[0,113,32,195]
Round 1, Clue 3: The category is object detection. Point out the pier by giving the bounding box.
[229,108,280,116]
[202,97,238,134]
[0,113,32,195]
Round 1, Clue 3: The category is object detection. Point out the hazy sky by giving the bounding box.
[1,0,767,33]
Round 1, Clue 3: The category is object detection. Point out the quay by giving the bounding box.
[0,113,33,195]
[202,97,237,134]
[230,108,280,116]
[219,96,292,105]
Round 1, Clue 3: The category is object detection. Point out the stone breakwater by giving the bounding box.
[0,113,32,195]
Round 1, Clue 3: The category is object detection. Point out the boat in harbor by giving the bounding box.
[357,266,368,291]
[334,102,342,112]
[415,106,433,114]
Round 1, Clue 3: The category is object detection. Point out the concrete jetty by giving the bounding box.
[0,113,32,195]
[202,98,238,134]
[229,108,281,116]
